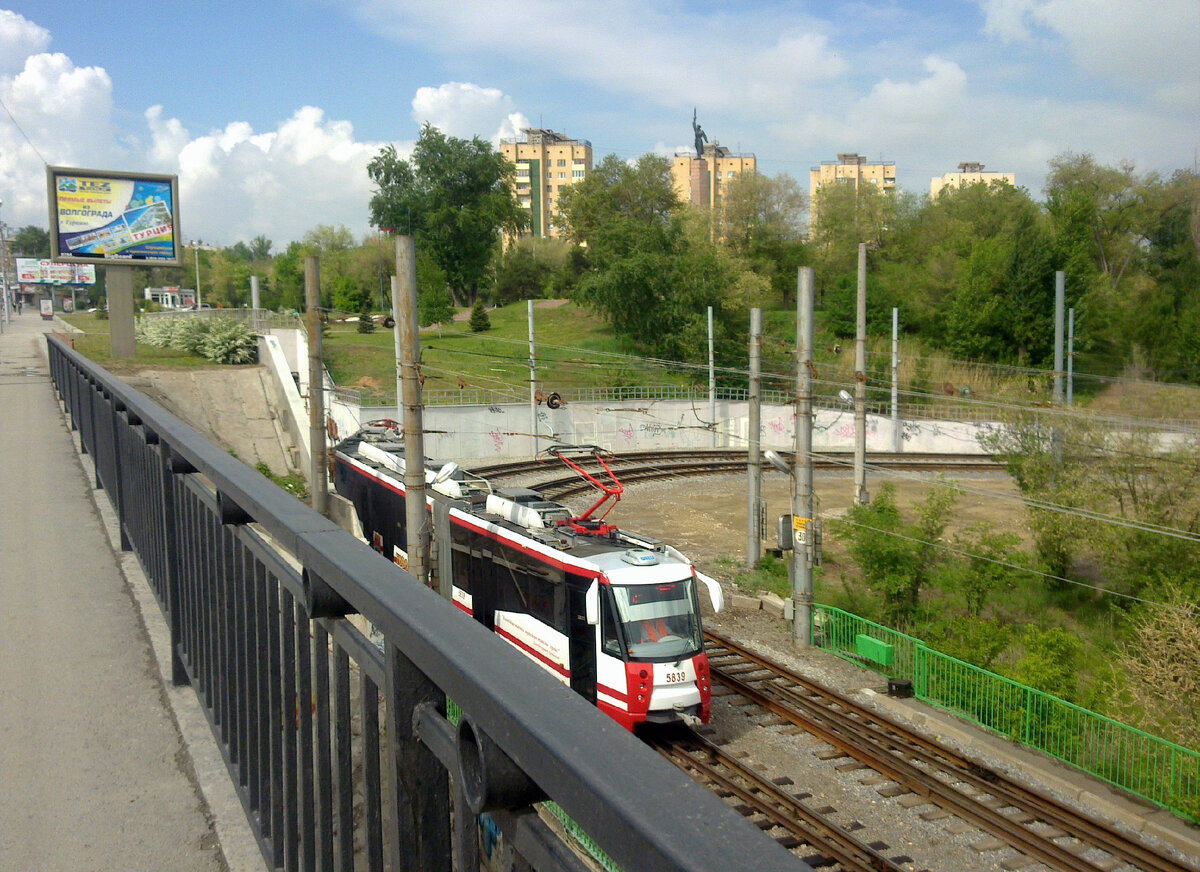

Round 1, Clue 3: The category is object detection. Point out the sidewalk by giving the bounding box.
[0,314,250,871]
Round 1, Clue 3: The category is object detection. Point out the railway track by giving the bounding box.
[648,727,909,871]
[469,450,1002,499]
[704,631,1194,872]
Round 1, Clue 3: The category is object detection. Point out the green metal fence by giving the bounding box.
[813,604,1199,821]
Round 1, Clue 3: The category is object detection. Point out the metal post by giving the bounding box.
[747,307,762,566]
[305,256,328,516]
[0,209,9,325]
[794,268,815,647]
[250,274,260,309]
[528,299,538,457]
[1067,307,1075,406]
[891,307,900,453]
[1053,271,1065,405]
[854,243,868,505]
[194,243,202,309]
[395,236,429,586]
[708,305,717,448]
[391,275,402,418]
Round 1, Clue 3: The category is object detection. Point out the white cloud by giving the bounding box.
[411,82,529,143]
[0,9,50,74]
[346,0,845,118]
[977,0,1200,107]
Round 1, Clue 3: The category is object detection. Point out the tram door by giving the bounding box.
[568,582,597,704]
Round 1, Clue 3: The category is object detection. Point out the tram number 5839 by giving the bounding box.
[665,670,688,684]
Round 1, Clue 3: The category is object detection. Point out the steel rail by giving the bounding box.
[648,730,904,872]
[704,631,1192,872]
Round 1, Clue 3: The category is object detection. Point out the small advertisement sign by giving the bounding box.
[16,258,97,285]
[46,166,181,266]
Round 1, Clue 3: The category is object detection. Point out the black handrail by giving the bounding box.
[46,335,802,872]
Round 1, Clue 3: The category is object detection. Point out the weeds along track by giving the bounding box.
[704,631,1194,872]
[647,727,908,871]
[468,450,1001,499]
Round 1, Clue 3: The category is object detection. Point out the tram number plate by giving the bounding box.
[664,671,688,684]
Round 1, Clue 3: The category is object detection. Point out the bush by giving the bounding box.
[135,315,258,364]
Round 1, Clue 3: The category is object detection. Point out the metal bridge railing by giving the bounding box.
[813,604,1199,821]
[46,335,797,872]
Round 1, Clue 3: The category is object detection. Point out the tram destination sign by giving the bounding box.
[46,166,182,266]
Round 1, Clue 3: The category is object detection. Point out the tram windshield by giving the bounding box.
[604,579,703,660]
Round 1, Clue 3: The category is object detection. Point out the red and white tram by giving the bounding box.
[333,428,723,731]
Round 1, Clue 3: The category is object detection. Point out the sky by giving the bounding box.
[0,0,1196,250]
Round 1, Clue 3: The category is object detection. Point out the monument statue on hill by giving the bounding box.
[692,108,707,158]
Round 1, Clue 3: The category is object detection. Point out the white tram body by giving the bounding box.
[333,428,723,730]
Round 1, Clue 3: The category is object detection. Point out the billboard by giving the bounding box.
[46,166,181,266]
[16,258,96,285]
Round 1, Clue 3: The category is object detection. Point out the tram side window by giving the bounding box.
[494,559,562,628]
[451,544,472,596]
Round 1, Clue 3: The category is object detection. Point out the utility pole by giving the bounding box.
[708,305,717,448]
[1053,271,1065,405]
[891,307,900,453]
[305,256,328,516]
[793,268,815,647]
[1066,307,1075,406]
[395,236,429,586]
[746,307,762,566]
[854,243,869,505]
[528,299,538,457]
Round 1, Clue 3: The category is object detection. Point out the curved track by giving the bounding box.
[704,631,1193,872]
[469,450,1002,499]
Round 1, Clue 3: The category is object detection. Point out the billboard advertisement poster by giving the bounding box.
[16,258,97,285]
[46,166,181,266]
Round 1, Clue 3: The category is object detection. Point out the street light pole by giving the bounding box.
[0,199,10,326]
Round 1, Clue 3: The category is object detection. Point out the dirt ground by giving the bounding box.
[587,468,1028,585]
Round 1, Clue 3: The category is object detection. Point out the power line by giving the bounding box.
[0,93,49,165]
[832,516,1196,615]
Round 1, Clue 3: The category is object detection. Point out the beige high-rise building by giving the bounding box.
[930,162,1015,199]
[808,153,896,228]
[671,143,756,212]
[499,128,592,239]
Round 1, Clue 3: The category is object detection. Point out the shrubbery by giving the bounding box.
[136,316,258,364]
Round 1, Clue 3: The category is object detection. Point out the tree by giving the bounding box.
[558,155,764,364]
[717,172,806,254]
[836,481,957,628]
[558,154,678,246]
[717,173,808,304]
[468,300,491,332]
[1111,589,1200,756]
[368,125,527,306]
[494,244,551,305]
[11,225,50,257]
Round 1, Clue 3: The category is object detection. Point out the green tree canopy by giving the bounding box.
[368,124,527,306]
[11,225,50,257]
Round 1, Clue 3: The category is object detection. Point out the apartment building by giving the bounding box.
[670,143,756,211]
[808,153,896,228]
[499,128,592,239]
[930,162,1015,198]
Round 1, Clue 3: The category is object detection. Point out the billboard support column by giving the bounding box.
[107,266,136,358]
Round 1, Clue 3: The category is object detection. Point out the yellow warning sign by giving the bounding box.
[793,516,811,532]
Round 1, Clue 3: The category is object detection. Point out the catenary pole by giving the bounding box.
[395,236,429,586]
[891,307,900,453]
[1053,271,1065,405]
[708,305,717,448]
[1067,307,1075,406]
[528,299,538,457]
[747,307,762,566]
[794,268,815,646]
[305,256,328,516]
[854,243,869,505]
